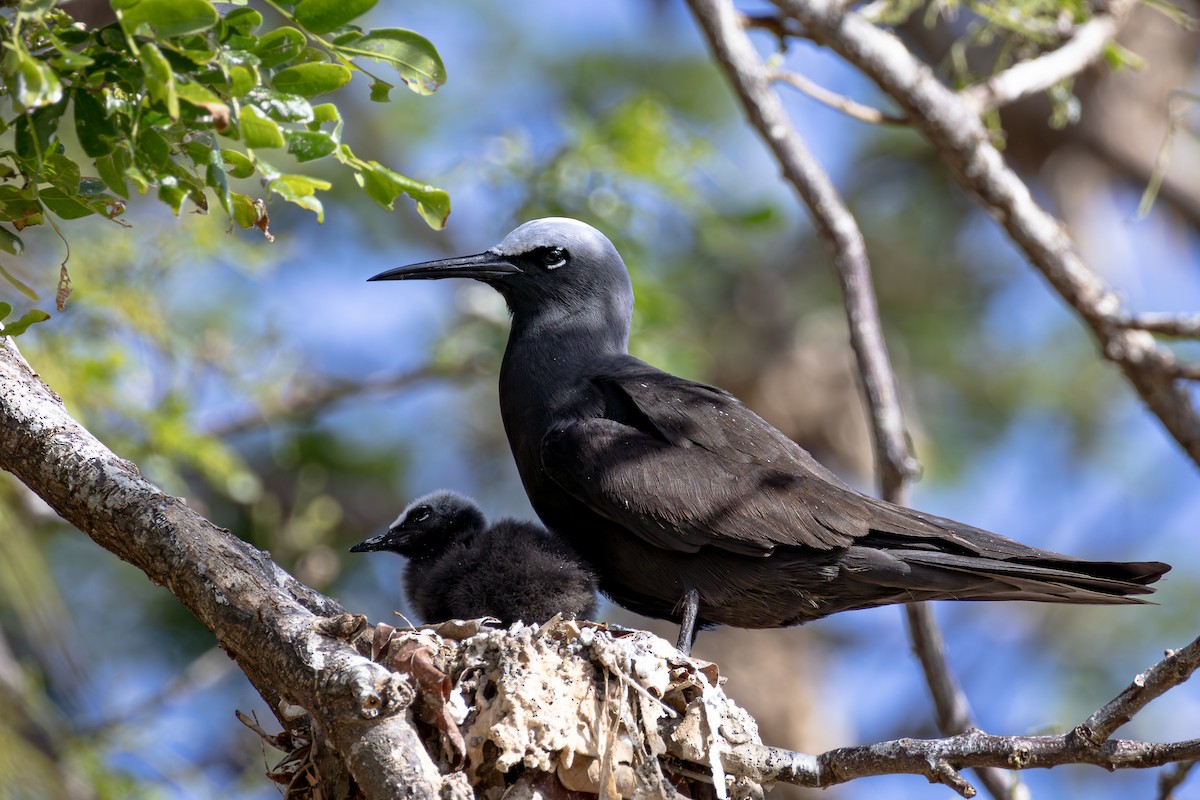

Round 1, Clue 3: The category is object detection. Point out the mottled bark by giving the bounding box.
[0,341,441,800]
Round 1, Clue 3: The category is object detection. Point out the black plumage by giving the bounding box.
[349,490,598,625]
[369,218,1170,653]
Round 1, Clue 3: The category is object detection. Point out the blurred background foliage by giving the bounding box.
[1,0,1198,798]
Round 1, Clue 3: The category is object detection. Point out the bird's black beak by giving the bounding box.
[349,530,394,553]
[368,251,521,283]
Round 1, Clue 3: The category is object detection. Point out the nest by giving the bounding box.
[249,617,766,800]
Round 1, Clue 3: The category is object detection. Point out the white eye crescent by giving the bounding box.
[540,247,567,270]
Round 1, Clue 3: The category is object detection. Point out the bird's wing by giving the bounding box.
[543,369,1061,560]
[540,370,909,555]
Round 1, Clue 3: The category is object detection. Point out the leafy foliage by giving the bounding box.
[0,0,451,331]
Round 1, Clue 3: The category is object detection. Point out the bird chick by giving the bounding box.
[370,218,1170,655]
[350,490,598,625]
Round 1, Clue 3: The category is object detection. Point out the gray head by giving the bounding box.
[369,218,635,338]
[349,490,487,560]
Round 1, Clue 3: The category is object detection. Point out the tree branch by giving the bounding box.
[959,0,1139,113]
[208,364,455,438]
[725,729,1200,797]
[0,342,445,800]
[722,632,1200,796]
[686,3,1019,797]
[1116,312,1200,340]
[771,0,1200,470]
[685,0,919,499]
[770,68,908,124]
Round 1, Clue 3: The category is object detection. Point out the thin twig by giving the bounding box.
[739,11,801,39]
[1079,637,1200,743]
[959,0,1138,113]
[770,69,908,124]
[1157,759,1198,800]
[771,0,1200,469]
[1116,312,1200,340]
[207,364,455,437]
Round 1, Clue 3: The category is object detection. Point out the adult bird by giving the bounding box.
[369,218,1170,655]
[349,490,597,625]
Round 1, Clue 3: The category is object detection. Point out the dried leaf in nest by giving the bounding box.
[238,709,335,800]
[388,637,469,767]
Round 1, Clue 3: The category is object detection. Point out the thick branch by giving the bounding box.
[959,0,1138,113]
[0,342,442,800]
[772,0,1200,469]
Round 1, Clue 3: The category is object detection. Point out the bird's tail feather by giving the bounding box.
[851,548,1168,605]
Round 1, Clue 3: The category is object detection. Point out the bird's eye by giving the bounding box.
[539,247,567,270]
[412,506,431,523]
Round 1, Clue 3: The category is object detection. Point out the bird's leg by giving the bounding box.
[675,587,700,656]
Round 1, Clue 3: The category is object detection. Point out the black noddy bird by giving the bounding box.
[349,490,598,625]
[369,218,1170,655]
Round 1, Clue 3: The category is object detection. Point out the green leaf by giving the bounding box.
[47,34,95,70]
[40,187,96,220]
[96,146,132,198]
[271,63,351,98]
[125,165,150,194]
[221,149,255,178]
[15,97,68,160]
[229,64,257,97]
[243,87,313,122]
[237,105,284,148]
[2,307,51,336]
[204,148,231,214]
[74,88,117,157]
[42,153,81,194]
[354,159,450,229]
[223,7,263,36]
[369,79,393,102]
[309,102,342,127]
[229,191,258,228]
[137,128,171,170]
[0,226,25,256]
[156,175,187,215]
[292,47,331,66]
[0,302,8,321]
[79,177,110,196]
[337,28,445,95]
[175,82,222,106]
[0,185,43,223]
[293,0,378,34]
[254,27,305,69]
[4,47,64,111]
[267,173,330,222]
[115,0,219,38]
[139,43,179,120]
[284,130,336,162]
[0,261,38,300]
[16,0,55,21]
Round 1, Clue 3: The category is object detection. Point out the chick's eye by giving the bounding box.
[412,507,431,523]
[540,247,567,269]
